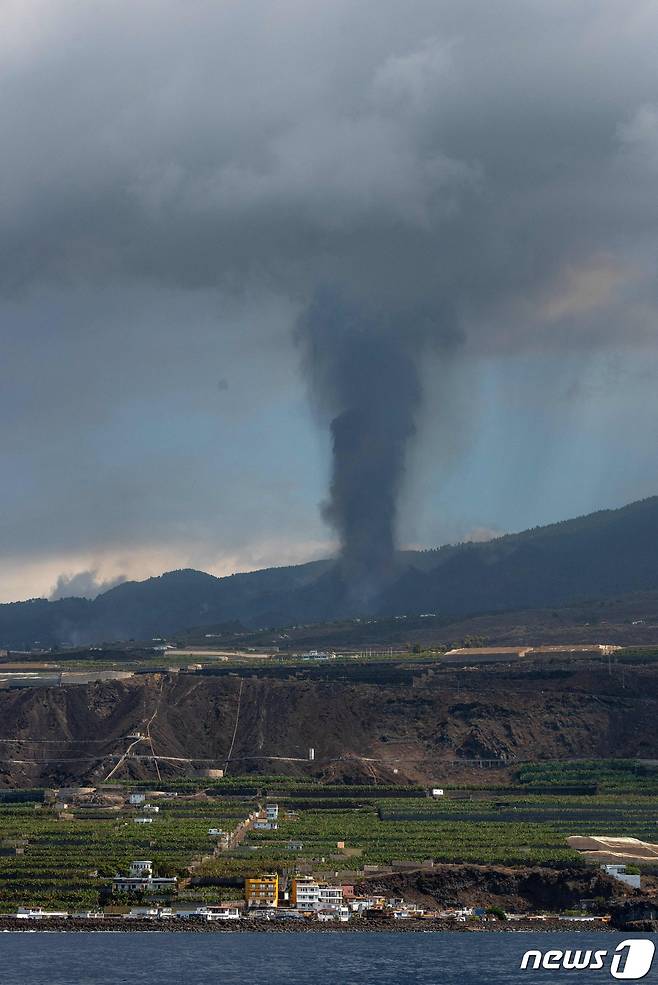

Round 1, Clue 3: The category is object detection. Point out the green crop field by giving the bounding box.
[516,759,658,793]
[195,762,658,880]
[1,760,657,910]
[224,807,580,868]
[0,797,251,912]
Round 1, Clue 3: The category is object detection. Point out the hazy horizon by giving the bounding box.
[5,490,655,604]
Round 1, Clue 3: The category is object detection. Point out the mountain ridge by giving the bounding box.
[3,495,658,647]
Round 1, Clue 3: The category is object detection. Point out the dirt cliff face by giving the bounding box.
[0,660,657,787]
[357,864,633,912]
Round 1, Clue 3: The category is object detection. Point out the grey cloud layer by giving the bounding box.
[4,0,657,315]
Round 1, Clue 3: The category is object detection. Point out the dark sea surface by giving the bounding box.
[1,932,657,984]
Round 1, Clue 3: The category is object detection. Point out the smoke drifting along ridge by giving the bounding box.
[50,570,127,601]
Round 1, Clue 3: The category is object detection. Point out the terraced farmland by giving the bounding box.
[2,760,658,909]
[0,796,251,912]
[195,762,658,878]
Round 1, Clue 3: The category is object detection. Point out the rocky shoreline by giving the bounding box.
[0,917,620,934]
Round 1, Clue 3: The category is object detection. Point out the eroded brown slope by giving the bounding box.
[0,660,657,787]
[357,864,632,912]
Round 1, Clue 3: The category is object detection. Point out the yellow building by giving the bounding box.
[245,873,279,908]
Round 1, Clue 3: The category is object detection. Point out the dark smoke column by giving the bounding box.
[298,291,421,606]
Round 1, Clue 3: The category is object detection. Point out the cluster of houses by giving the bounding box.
[11,859,494,924]
[245,873,345,917]
[9,897,484,924]
[242,873,501,923]
[8,858,621,925]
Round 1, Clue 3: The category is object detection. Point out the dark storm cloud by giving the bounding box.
[2,0,658,599]
[4,0,655,312]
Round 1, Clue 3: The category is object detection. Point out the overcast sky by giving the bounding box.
[2,1,658,602]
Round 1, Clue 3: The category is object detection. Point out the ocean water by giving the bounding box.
[0,931,656,984]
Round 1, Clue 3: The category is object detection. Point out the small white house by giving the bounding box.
[112,860,177,894]
[349,898,376,913]
[125,907,172,920]
[317,907,349,922]
[205,905,241,921]
[130,860,153,877]
[134,817,153,824]
[129,793,146,805]
[601,864,641,889]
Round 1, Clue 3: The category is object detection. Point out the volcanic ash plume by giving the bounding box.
[299,293,422,603]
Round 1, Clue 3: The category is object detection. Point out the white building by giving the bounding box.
[15,907,68,920]
[130,860,153,877]
[266,803,279,822]
[129,793,146,805]
[205,905,241,921]
[175,905,240,921]
[294,877,320,910]
[317,906,350,922]
[349,897,376,913]
[601,864,641,889]
[112,859,178,894]
[125,907,173,920]
[293,878,343,911]
[319,885,343,909]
